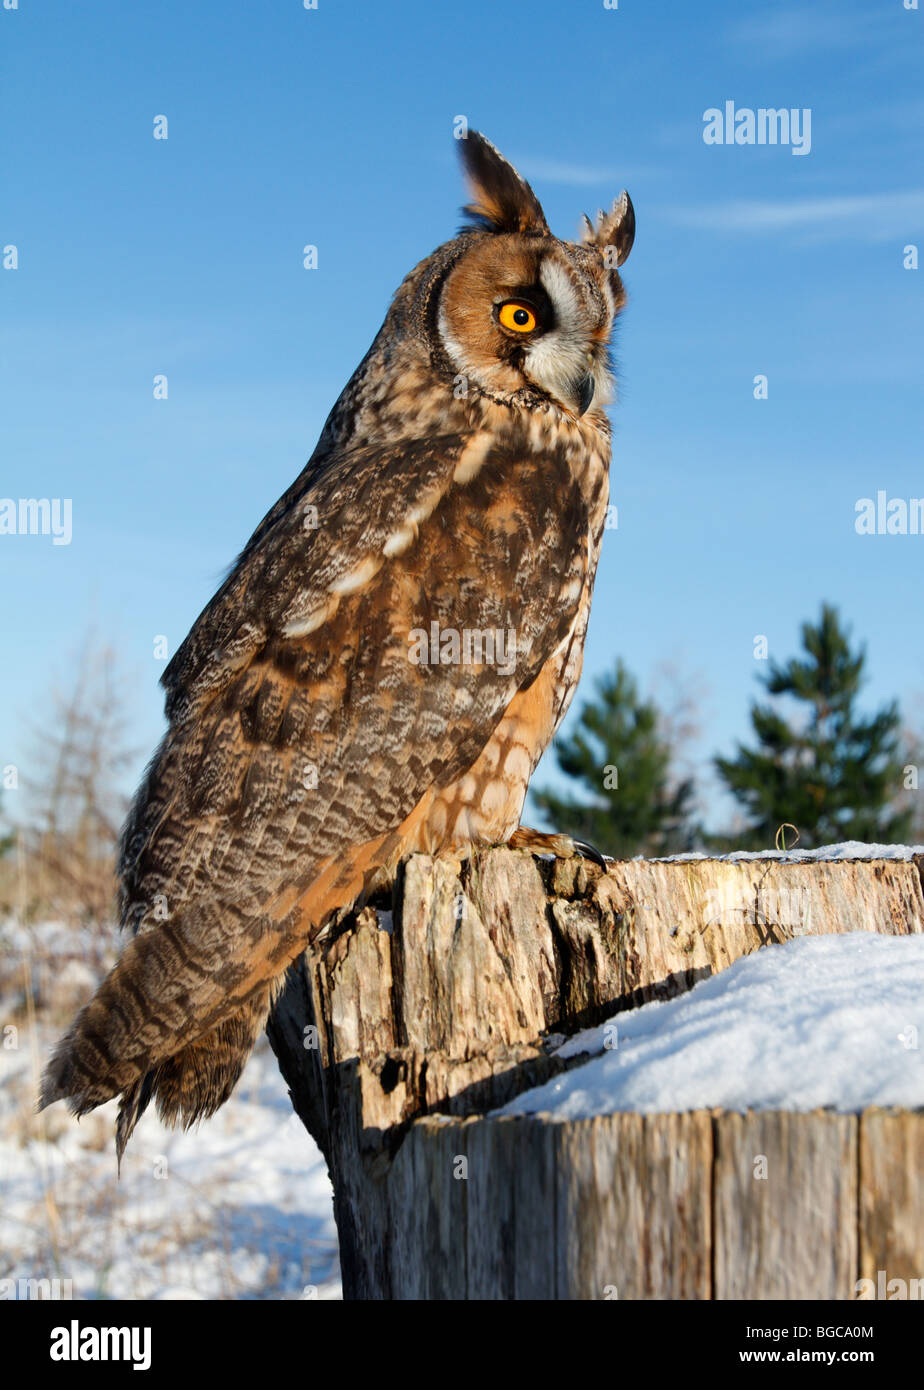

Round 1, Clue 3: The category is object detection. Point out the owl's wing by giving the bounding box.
[158,431,473,726]
[42,425,595,1122]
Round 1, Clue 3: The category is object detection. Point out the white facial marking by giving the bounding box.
[437,301,478,382]
[437,249,615,415]
[524,257,613,411]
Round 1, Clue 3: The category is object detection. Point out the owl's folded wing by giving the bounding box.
[129,426,592,909]
[41,427,593,1123]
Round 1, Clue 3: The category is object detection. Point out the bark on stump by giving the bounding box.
[266,847,924,1299]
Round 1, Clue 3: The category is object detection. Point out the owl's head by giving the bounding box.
[432,132,634,420]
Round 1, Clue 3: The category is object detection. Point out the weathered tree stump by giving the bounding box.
[266,847,924,1299]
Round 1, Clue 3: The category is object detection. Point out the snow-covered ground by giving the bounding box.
[652,840,924,863]
[498,932,924,1119]
[6,855,923,1300]
[1,920,341,1300]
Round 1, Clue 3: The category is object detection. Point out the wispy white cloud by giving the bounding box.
[728,4,892,59]
[667,190,924,242]
[513,156,639,189]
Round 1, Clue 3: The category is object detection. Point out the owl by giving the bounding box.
[40,132,634,1159]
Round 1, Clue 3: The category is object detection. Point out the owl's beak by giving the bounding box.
[575,371,595,416]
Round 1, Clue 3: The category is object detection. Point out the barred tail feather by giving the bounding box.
[38,897,300,1158]
[114,989,272,1165]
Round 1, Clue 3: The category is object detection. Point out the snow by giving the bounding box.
[1,1025,341,1300]
[497,932,924,1119]
[6,850,924,1297]
[649,840,924,864]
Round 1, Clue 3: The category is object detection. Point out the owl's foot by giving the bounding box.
[508,825,607,868]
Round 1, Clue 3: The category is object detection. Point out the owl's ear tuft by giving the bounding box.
[581,190,636,268]
[459,131,550,236]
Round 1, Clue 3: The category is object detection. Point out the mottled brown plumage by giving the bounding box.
[39,132,634,1160]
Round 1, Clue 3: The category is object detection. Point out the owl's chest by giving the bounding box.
[416,575,594,853]
[418,444,608,852]
[474,414,610,586]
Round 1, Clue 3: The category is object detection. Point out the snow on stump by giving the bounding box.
[266,845,924,1300]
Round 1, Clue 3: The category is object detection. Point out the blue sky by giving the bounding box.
[2,0,923,832]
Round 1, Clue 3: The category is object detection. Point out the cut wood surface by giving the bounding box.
[331,1108,921,1299]
[266,847,924,1299]
[713,1110,857,1300]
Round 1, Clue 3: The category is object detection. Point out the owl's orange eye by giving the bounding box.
[497,301,538,334]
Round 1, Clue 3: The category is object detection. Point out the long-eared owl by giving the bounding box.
[41,132,634,1157]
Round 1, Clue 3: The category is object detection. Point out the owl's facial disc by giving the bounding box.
[435,131,632,416]
[517,254,614,415]
[438,238,616,418]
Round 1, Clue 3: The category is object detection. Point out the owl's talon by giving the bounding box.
[508,826,607,867]
[570,838,608,869]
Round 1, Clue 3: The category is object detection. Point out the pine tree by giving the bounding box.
[532,660,698,858]
[715,604,912,850]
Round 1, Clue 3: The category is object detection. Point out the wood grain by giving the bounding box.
[265,848,924,1299]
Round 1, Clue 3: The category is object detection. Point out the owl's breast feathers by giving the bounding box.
[139,397,610,927]
[41,401,610,1146]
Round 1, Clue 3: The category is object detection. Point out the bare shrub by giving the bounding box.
[0,635,138,1019]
